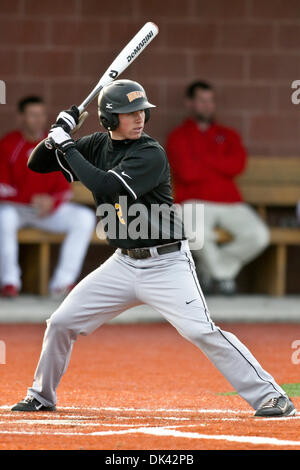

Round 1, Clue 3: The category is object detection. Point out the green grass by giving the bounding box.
[218,383,300,397]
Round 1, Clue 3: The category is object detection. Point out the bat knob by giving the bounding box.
[44,138,54,150]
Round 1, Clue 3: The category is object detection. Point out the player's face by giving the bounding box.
[187,89,216,124]
[20,103,47,137]
[114,110,145,140]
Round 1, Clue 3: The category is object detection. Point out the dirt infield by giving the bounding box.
[0,323,299,450]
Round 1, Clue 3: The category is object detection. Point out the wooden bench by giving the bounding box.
[18,182,106,295]
[216,157,300,295]
[18,158,300,296]
[18,226,106,295]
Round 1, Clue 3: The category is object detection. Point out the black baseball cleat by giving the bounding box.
[254,395,296,417]
[11,396,56,412]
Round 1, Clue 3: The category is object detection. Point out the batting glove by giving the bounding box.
[54,105,80,133]
[47,126,75,154]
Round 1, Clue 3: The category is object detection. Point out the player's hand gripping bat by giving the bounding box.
[45,21,159,149]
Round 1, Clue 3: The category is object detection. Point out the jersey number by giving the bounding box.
[115,203,126,225]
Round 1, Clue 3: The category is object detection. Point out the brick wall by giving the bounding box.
[1,0,300,155]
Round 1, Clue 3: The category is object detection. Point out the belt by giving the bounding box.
[121,241,182,260]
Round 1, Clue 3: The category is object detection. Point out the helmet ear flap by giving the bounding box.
[145,108,150,123]
[101,110,150,131]
[100,116,110,130]
[100,113,119,131]
[110,114,119,131]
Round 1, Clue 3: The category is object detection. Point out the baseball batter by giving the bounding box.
[12,80,295,417]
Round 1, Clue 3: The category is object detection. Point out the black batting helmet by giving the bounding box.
[98,79,156,131]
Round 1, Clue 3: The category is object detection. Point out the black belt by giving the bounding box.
[121,241,182,260]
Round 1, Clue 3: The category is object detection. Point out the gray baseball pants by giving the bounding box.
[28,240,285,409]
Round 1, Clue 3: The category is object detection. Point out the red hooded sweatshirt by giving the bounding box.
[0,131,72,211]
[166,119,247,204]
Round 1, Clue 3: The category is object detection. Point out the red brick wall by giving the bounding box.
[1,0,300,154]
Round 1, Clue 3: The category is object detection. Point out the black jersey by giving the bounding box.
[29,131,186,249]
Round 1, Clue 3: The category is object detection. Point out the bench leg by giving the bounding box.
[38,243,50,296]
[254,244,287,296]
[20,243,50,296]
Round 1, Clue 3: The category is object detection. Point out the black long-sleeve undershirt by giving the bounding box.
[27,139,123,198]
[64,146,123,197]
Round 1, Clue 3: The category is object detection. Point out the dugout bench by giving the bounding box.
[216,157,300,296]
[18,182,107,296]
[18,157,300,296]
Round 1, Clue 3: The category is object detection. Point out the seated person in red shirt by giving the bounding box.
[166,81,269,295]
[0,96,95,298]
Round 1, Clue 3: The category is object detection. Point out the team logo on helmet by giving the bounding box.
[126,90,145,102]
[106,103,113,109]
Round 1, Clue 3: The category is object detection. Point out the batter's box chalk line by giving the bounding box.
[0,426,299,447]
[1,404,300,416]
[0,404,253,414]
[1,404,300,447]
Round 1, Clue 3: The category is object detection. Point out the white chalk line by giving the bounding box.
[0,413,191,421]
[129,416,203,422]
[0,420,149,428]
[0,413,95,420]
[1,403,299,446]
[253,415,300,422]
[61,406,251,414]
[0,413,192,423]
[1,405,299,424]
[0,420,201,429]
[0,426,299,447]
[0,412,300,427]
[0,405,252,415]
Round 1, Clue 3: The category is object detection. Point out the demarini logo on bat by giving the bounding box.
[109,70,118,79]
[127,30,154,63]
